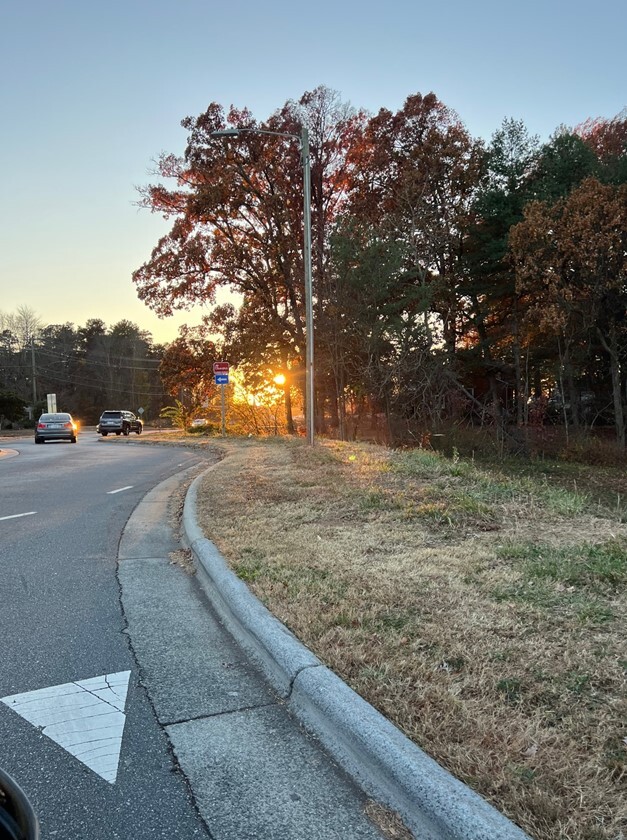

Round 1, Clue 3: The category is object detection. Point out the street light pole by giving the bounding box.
[211,126,315,445]
[300,126,314,447]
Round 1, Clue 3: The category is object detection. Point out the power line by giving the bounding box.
[34,366,167,397]
[34,346,163,370]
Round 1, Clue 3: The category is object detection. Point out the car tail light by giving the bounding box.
[37,422,46,429]
[64,422,72,429]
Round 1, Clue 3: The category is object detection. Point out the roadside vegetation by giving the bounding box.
[142,433,627,840]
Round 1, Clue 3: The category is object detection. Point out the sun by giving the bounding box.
[273,374,286,386]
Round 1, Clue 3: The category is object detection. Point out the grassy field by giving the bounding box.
[142,433,626,840]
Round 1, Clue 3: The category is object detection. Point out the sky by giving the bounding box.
[1,0,625,346]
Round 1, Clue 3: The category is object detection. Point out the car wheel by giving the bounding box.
[123,426,130,436]
[101,432,108,436]
[136,427,142,435]
[116,431,121,436]
[71,436,77,443]
[35,437,41,444]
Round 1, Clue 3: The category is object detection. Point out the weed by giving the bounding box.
[439,656,465,673]
[576,601,615,625]
[375,610,412,631]
[602,735,627,780]
[496,677,524,704]
[236,547,267,582]
[511,766,537,785]
[566,672,592,695]
[496,538,627,590]
[490,649,515,663]
[359,490,399,512]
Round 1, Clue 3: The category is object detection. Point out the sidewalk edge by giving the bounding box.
[183,470,531,840]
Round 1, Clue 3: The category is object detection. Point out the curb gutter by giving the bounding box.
[183,470,531,840]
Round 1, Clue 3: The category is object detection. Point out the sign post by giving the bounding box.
[213,363,230,436]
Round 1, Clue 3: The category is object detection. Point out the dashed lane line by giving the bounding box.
[0,511,36,521]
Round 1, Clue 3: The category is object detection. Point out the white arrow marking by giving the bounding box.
[1,671,131,784]
[0,512,36,521]
[107,486,133,495]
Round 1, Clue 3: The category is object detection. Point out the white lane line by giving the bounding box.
[1,671,131,784]
[107,486,133,495]
[0,511,37,521]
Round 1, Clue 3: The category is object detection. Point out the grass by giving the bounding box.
[139,433,627,840]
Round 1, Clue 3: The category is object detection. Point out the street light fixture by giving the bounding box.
[211,126,314,446]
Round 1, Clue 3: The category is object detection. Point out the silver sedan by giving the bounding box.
[34,412,78,444]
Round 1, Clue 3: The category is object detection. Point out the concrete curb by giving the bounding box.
[183,470,531,840]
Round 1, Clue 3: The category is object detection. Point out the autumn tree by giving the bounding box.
[133,86,359,433]
[575,110,627,185]
[209,300,298,433]
[159,322,218,418]
[510,178,627,444]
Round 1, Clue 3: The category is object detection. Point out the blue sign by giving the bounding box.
[215,374,229,385]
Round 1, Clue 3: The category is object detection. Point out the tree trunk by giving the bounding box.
[284,383,294,435]
[598,323,625,448]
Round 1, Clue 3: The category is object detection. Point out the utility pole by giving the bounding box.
[31,337,37,407]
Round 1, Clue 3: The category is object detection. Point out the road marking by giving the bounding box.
[0,512,36,521]
[1,671,131,784]
[107,486,133,495]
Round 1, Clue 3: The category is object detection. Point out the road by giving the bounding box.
[0,432,385,840]
[0,432,210,838]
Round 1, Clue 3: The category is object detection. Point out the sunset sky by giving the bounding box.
[1,0,624,345]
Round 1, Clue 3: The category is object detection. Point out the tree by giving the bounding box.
[461,119,540,426]
[575,110,627,185]
[0,390,26,428]
[159,399,194,431]
[159,323,218,416]
[326,217,439,442]
[343,92,483,360]
[0,306,42,350]
[133,87,361,433]
[510,178,627,444]
[528,129,599,202]
[209,300,298,433]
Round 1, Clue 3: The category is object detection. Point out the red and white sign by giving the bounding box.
[213,362,230,373]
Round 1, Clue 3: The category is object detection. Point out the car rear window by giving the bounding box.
[40,413,71,421]
[101,411,122,418]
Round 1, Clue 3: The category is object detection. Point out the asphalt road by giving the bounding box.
[0,432,210,839]
[1,432,385,840]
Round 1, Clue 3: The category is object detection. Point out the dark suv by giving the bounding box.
[97,410,143,437]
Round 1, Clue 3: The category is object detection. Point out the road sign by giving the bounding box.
[215,374,229,385]
[213,362,229,373]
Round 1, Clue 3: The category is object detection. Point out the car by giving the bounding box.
[97,410,143,437]
[191,418,208,427]
[35,412,78,444]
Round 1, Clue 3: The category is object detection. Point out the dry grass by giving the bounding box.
[144,434,627,840]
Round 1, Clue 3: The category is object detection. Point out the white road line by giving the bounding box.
[0,511,36,521]
[107,486,133,495]
[1,671,131,784]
